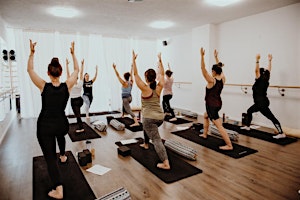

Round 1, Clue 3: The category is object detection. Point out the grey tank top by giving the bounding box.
[141,89,164,120]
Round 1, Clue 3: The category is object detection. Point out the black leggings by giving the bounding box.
[37,117,68,189]
[162,94,175,117]
[71,97,84,129]
[246,100,283,133]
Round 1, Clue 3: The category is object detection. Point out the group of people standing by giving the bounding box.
[27,39,285,199]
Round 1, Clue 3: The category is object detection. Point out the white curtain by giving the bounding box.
[9,28,159,118]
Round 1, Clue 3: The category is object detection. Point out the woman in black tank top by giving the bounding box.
[27,40,79,199]
[199,48,233,150]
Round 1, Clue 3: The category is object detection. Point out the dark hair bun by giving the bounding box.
[51,58,60,66]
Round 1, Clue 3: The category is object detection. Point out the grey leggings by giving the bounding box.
[122,96,135,118]
[142,118,168,162]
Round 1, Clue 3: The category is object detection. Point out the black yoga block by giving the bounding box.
[118,146,131,157]
[106,116,114,124]
[78,152,88,166]
[192,123,202,132]
[83,149,92,163]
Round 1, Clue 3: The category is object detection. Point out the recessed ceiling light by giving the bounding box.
[149,21,174,29]
[48,6,80,18]
[205,0,241,7]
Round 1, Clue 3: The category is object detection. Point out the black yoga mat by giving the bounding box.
[33,151,96,200]
[114,117,143,132]
[115,138,202,183]
[165,117,193,124]
[68,122,101,142]
[171,126,258,159]
[223,123,297,146]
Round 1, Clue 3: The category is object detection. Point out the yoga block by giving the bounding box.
[192,123,202,132]
[78,152,88,166]
[83,149,92,163]
[118,146,131,157]
[106,116,114,124]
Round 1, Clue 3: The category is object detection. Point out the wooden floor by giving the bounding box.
[0,113,299,200]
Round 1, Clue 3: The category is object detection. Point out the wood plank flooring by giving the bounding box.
[0,113,299,200]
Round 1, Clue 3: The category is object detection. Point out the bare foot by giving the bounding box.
[130,123,140,127]
[199,134,207,139]
[219,145,233,150]
[139,143,149,150]
[157,163,171,170]
[60,155,67,163]
[48,186,63,199]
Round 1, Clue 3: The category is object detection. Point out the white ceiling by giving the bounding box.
[0,0,299,40]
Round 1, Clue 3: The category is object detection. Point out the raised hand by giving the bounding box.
[256,54,261,61]
[268,54,272,61]
[30,39,37,55]
[200,47,205,56]
[70,41,75,55]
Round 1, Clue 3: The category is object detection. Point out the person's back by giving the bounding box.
[205,78,223,107]
[141,89,164,120]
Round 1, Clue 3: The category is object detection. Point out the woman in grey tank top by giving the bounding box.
[131,50,170,170]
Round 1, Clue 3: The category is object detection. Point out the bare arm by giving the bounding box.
[132,50,151,96]
[130,64,134,84]
[66,58,70,78]
[214,49,220,64]
[80,59,84,80]
[92,65,98,82]
[66,42,79,90]
[267,54,272,72]
[112,63,126,85]
[200,48,214,85]
[255,54,261,79]
[27,39,46,92]
[156,52,164,95]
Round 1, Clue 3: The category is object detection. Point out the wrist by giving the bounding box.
[256,61,259,63]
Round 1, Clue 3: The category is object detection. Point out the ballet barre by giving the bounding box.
[174,81,192,88]
[225,83,300,96]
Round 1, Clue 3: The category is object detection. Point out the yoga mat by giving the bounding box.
[223,123,298,146]
[171,125,258,159]
[115,138,202,183]
[33,151,96,200]
[68,122,101,142]
[165,115,193,125]
[114,117,143,132]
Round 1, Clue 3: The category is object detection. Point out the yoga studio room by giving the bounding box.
[0,0,300,199]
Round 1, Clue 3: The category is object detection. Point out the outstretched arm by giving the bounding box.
[27,39,45,92]
[214,49,220,64]
[66,58,70,78]
[267,54,272,72]
[66,42,79,90]
[112,63,126,85]
[200,48,214,84]
[156,53,164,95]
[132,50,148,93]
[79,59,84,80]
[92,65,98,82]
[130,64,134,84]
[255,54,261,79]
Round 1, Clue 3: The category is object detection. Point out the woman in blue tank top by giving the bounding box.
[27,40,79,199]
[112,63,139,126]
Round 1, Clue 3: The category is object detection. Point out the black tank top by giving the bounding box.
[83,80,93,96]
[38,82,69,119]
[252,77,269,103]
[205,79,223,107]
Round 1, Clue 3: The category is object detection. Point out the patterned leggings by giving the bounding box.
[142,118,168,162]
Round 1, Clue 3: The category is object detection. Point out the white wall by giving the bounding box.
[161,3,300,129]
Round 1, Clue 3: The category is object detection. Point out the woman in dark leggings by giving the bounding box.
[27,40,79,199]
[66,59,85,132]
[162,63,176,121]
[132,50,170,170]
[241,54,285,139]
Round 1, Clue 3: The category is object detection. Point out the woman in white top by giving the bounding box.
[66,59,84,132]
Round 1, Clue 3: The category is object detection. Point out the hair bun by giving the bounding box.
[50,57,60,66]
[218,62,224,67]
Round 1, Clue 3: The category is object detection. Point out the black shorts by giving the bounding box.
[205,104,221,120]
